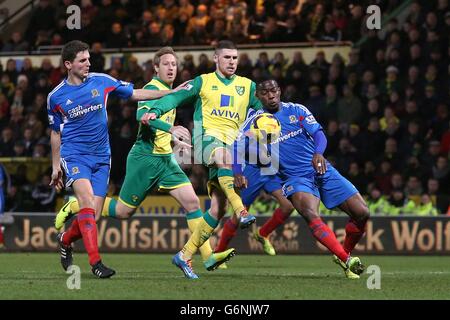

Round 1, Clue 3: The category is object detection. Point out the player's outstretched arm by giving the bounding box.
[49,130,64,192]
[150,77,201,117]
[130,80,191,101]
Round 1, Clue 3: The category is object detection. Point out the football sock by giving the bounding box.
[309,218,349,263]
[78,208,101,266]
[65,197,117,218]
[186,209,214,261]
[101,197,117,218]
[215,218,238,253]
[260,208,288,237]
[217,168,245,216]
[182,210,218,260]
[62,218,82,245]
[343,219,367,254]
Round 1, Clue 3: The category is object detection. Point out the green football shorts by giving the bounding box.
[193,135,233,197]
[119,152,191,208]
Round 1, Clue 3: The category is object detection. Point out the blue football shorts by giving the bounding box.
[282,165,358,209]
[60,154,111,197]
[240,164,283,207]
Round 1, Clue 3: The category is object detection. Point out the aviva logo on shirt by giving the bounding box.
[220,94,234,107]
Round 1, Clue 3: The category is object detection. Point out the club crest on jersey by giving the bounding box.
[91,89,100,98]
[235,86,245,96]
[72,167,80,175]
[289,115,298,123]
[211,85,218,91]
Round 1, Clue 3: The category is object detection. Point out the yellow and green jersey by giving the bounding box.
[132,77,175,156]
[150,72,262,145]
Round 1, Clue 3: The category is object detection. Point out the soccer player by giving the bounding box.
[48,40,186,278]
[147,40,263,278]
[54,46,222,274]
[215,111,294,256]
[255,79,370,279]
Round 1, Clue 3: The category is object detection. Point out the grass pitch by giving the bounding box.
[1,253,449,300]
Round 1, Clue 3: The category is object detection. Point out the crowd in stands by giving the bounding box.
[1,0,401,51]
[0,0,449,215]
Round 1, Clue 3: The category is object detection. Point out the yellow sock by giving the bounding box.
[186,209,214,261]
[182,210,218,260]
[101,197,117,218]
[217,168,245,216]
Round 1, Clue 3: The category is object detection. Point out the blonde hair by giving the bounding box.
[153,47,178,66]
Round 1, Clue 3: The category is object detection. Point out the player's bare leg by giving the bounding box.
[254,190,294,255]
[290,191,364,277]
[338,193,370,253]
[327,193,370,278]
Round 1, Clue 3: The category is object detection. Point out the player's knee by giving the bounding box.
[78,194,95,209]
[300,206,319,223]
[280,202,294,216]
[184,197,201,212]
[353,201,370,224]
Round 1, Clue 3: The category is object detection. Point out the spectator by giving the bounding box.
[367,187,389,215]
[432,156,450,192]
[0,127,14,157]
[337,85,363,129]
[25,0,56,45]
[386,188,416,215]
[89,42,105,73]
[427,178,449,213]
[2,32,29,52]
[105,22,129,48]
[31,173,56,212]
[405,175,424,196]
[416,194,439,215]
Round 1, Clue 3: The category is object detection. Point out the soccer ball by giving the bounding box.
[250,113,281,142]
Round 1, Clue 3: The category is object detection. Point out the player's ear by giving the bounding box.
[64,60,72,71]
[213,53,218,64]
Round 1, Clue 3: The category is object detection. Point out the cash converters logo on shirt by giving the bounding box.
[271,128,303,144]
[67,104,103,118]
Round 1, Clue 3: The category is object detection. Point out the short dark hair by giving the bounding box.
[153,46,178,66]
[61,40,89,63]
[256,79,280,91]
[215,40,237,54]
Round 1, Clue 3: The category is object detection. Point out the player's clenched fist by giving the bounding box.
[50,168,64,192]
[170,126,191,145]
[140,112,157,125]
